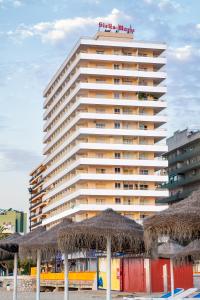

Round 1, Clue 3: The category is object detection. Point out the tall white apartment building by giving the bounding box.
[41,29,168,228]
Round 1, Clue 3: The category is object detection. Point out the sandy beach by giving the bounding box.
[0,290,133,299]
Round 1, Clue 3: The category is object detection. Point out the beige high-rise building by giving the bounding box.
[39,29,168,228]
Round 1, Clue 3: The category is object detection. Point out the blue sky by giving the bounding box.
[0,0,200,212]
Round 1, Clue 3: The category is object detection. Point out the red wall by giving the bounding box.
[121,258,193,293]
[122,258,146,292]
[174,264,193,290]
[151,259,170,292]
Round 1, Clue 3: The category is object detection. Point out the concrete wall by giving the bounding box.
[0,276,35,292]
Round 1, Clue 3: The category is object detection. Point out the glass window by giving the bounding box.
[115,197,121,204]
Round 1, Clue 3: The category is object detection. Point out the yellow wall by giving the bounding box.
[98,257,120,291]
[31,267,96,281]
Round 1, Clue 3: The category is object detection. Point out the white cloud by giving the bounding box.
[8,8,132,44]
[169,45,200,62]
[0,0,23,7]
[143,0,181,12]
[13,0,22,7]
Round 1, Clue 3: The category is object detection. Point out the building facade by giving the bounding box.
[31,30,169,228]
[29,163,47,231]
[158,128,200,204]
[0,208,27,234]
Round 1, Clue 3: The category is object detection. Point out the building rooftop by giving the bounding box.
[167,128,200,153]
[0,208,25,215]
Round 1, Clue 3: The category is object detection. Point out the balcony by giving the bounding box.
[169,160,200,176]
[29,189,46,201]
[168,147,200,165]
[157,188,196,204]
[31,220,42,229]
[163,173,200,189]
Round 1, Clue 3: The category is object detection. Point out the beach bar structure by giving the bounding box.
[97,256,193,293]
[59,209,144,300]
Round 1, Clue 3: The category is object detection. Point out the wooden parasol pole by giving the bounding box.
[36,249,41,300]
[64,251,69,300]
[170,258,174,298]
[106,235,112,300]
[13,252,18,300]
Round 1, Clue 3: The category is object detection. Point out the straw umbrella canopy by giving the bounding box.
[0,248,14,261]
[19,219,72,300]
[0,228,45,300]
[174,239,200,264]
[59,209,144,253]
[158,240,184,259]
[0,233,22,253]
[19,218,72,260]
[144,189,200,250]
[59,209,144,300]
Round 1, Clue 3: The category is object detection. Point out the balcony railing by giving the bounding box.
[168,147,200,165]
[163,173,200,189]
[169,160,200,176]
[29,189,46,201]
[31,220,42,228]
[30,200,43,210]
[157,187,196,204]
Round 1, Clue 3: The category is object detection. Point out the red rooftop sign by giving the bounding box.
[98,22,134,34]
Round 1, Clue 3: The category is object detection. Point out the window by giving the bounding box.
[96,198,105,204]
[123,138,133,144]
[123,153,132,159]
[114,92,120,99]
[115,197,121,204]
[114,108,120,114]
[96,50,104,54]
[96,108,105,113]
[96,153,104,158]
[113,49,121,55]
[96,123,105,128]
[115,182,121,189]
[139,139,147,145]
[115,153,121,159]
[124,198,132,205]
[139,124,148,130]
[123,51,132,56]
[114,78,120,84]
[114,64,120,69]
[96,93,106,98]
[140,184,148,190]
[123,108,132,114]
[114,122,120,129]
[96,78,106,83]
[140,169,149,175]
[115,168,121,173]
[140,198,147,205]
[96,168,106,174]
[124,183,133,190]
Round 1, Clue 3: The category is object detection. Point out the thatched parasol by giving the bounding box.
[174,239,200,264]
[58,209,144,300]
[144,189,200,250]
[158,240,184,259]
[0,233,22,253]
[0,227,45,300]
[19,218,72,260]
[19,219,72,300]
[0,248,14,261]
[59,209,144,254]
